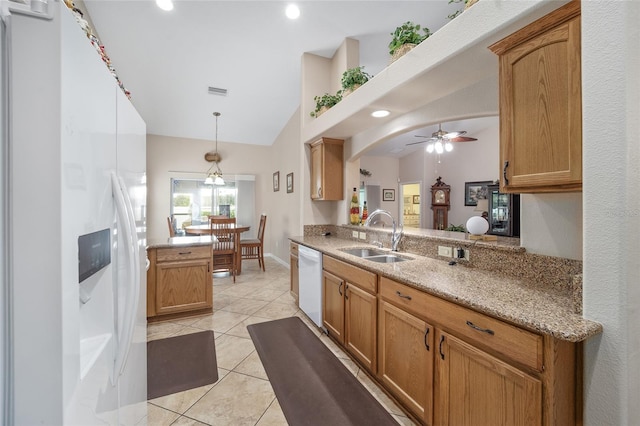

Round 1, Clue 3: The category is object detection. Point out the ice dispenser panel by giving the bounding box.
[78,229,111,283]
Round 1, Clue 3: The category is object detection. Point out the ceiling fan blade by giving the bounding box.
[448,136,477,142]
[443,130,467,138]
[414,135,436,139]
[406,140,429,146]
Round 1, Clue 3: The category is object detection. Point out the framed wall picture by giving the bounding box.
[464,180,492,206]
[273,171,280,192]
[286,172,294,193]
[413,195,420,204]
[382,188,395,202]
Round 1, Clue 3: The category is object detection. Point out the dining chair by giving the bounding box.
[209,217,238,282]
[240,214,267,271]
[167,216,176,237]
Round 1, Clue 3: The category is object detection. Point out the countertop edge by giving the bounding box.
[290,236,602,342]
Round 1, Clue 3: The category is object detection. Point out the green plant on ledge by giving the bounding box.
[388,21,431,56]
[445,224,466,232]
[341,66,372,92]
[310,92,343,118]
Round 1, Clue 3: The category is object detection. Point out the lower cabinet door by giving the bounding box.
[378,300,434,424]
[345,283,377,373]
[434,330,542,426]
[155,259,212,315]
[322,270,344,342]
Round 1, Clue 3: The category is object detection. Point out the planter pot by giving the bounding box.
[342,84,361,98]
[314,105,330,118]
[390,43,416,64]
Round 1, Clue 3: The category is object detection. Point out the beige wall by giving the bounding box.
[146,134,271,242]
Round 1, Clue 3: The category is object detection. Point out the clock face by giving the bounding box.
[435,189,446,204]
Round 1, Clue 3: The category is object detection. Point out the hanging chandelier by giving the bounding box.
[204,112,225,185]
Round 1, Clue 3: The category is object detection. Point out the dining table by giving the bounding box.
[184,223,251,274]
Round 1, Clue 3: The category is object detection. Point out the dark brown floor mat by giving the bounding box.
[147,330,218,400]
[247,317,398,426]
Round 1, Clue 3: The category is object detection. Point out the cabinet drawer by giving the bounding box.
[323,255,377,294]
[156,245,211,262]
[379,277,543,371]
[290,242,298,255]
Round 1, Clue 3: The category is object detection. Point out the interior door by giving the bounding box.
[400,182,422,228]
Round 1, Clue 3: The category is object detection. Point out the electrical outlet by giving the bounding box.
[359,232,367,240]
[455,247,470,261]
[352,230,359,238]
[437,246,453,257]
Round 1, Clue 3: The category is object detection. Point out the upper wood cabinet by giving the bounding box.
[309,137,343,200]
[490,1,582,193]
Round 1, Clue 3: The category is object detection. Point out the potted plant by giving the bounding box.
[310,92,342,118]
[388,21,431,63]
[341,66,372,97]
[448,0,479,20]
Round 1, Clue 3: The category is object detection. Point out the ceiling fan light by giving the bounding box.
[426,143,434,153]
[444,142,453,152]
[214,175,225,185]
[204,174,214,185]
[435,141,444,154]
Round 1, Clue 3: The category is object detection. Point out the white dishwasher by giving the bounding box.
[298,245,323,327]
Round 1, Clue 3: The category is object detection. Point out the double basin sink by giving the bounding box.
[339,247,408,263]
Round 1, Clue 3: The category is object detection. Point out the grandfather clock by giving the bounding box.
[430,177,450,230]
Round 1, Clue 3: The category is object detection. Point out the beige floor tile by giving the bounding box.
[218,283,258,298]
[245,288,288,302]
[255,398,288,426]
[171,326,212,338]
[214,334,256,370]
[171,415,209,425]
[184,372,275,425]
[147,321,184,341]
[220,297,269,315]
[234,350,268,380]
[252,301,299,320]
[149,383,215,414]
[225,316,273,339]
[212,293,236,310]
[146,402,180,426]
[190,310,249,333]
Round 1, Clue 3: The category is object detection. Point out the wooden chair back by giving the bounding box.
[256,214,267,242]
[167,216,176,237]
[209,217,237,251]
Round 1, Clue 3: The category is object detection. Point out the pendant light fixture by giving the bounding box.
[204,112,225,185]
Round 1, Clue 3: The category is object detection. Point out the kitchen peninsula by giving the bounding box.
[146,236,214,321]
[291,225,601,425]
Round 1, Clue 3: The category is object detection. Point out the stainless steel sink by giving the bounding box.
[339,248,387,258]
[364,254,407,263]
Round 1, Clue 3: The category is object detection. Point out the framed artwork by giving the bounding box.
[286,172,294,193]
[382,188,395,202]
[413,195,420,204]
[464,180,492,206]
[273,171,280,192]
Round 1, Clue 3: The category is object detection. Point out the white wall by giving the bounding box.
[582,2,640,424]
[360,156,400,220]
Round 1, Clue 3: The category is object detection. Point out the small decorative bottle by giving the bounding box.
[362,201,368,222]
[350,187,360,225]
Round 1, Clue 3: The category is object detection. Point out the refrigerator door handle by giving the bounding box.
[110,172,141,381]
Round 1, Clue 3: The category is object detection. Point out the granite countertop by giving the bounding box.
[147,235,214,249]
[290,235,602,342]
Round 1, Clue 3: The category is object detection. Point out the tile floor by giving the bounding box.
[146,257,417,426]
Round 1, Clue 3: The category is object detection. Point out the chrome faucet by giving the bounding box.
[364,209,403,252]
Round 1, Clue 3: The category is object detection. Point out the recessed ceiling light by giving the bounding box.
[371,110,390,118]
[285,4,300,19]
[156,0,173,11]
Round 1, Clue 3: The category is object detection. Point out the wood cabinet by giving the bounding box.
[147,244,213,320]
[379,299,434,424]
[322,255,377,372]
[434,330,542,426]
[490,1,582,193]
[290,242,299,304]
[309,137,344,200]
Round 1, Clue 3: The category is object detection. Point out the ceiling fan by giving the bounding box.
[406,123,477,154]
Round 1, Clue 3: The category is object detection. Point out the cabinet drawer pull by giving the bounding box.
[338,282,343,296]
[439,335,445,360]
[466,320,495,335]
[395,290,412,300]
[318,187,322,197]
[178,251,192,255]
[345,284,349,300]
[503,161,509,185]
[424,328,430,351]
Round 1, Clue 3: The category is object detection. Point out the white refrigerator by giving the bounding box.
[1,1,147,424]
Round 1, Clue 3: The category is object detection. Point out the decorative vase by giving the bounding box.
[390,43,416,64]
